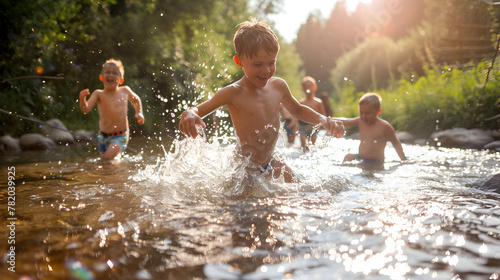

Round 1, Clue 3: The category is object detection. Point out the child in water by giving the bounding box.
[335,93,406,164]
[178,18,344,183]
[79,59,144,160]
[298,76,326,151]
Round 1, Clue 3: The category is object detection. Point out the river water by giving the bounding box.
[0,132,499,280]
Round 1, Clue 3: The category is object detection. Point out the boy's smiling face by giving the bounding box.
[101,63,123,89]
[235,48,277,88]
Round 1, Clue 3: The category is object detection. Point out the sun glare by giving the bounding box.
[346,0,373,13]
[266,0,374,42]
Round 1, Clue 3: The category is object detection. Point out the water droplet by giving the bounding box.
[479,243,487,254]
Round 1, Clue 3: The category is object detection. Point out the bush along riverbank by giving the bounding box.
[333,62,500,141]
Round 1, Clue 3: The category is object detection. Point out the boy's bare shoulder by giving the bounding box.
[207,81,241,105]
[220,82,242,95]
[269,77,288,87]
[119,85,134,93]
[270,76,285,82]
[91,89,104,97]
[376,117,396,130]
[268,77,292,96]
[313,97,324,104]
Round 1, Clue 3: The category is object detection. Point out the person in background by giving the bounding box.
[298,76,326,152]
[334,92,406,164]
[280,104,298,146]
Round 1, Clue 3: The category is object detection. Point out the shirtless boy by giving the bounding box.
[79,59,144,160]
[178,19,344,182]
[298,76,326,151]
[335,93,406,163]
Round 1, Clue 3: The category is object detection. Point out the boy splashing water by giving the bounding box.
[179,19,344,182]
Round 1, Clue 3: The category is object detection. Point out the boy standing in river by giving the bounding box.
[178,18,344,182]
[335,93,406,163]
[298,76,326,151]
[79,59,144,160]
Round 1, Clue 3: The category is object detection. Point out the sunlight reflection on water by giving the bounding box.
[0,133,499,279]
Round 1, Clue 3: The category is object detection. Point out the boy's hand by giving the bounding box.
[79,89,90,99]
[322,117,345,138]
[136,112,145,124]
[179,109,206,138]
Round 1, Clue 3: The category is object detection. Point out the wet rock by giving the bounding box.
[491,129,500,140]
[72,129,95,143]
[20,133,56,150]
[430,128,494,149]
[479,173,500,193]
[40,118,75,145]
[0,135,21,153]
[484,140,500,150]
[414,139,430,146]
[396,131,415,144]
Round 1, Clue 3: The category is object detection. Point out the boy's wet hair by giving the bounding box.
[102,59,124,77]
[302,76,317,86]
[359,93,382,110]
[233,18,280,58]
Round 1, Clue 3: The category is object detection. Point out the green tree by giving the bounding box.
[296,0,425,99]
[296,13,332,93]
[0,0,254,138]
[275,42,305,100]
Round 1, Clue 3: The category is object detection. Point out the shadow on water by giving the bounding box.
[0,133,499,279]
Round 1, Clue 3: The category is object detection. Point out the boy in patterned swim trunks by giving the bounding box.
[79,59,145,160]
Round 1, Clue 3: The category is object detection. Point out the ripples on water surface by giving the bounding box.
[0,134,499,280]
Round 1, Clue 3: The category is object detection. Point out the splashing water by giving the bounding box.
[134,128,304,201]
[0,130,499,280]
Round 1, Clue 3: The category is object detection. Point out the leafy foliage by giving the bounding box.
[1,0,499,143]
[0,0,251,137]
[335,62,500,138]
[329,0,500,138]
[296,0,425,94]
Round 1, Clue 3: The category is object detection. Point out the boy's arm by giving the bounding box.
[332,116,360,127]
[79,89,98,114]
[126,87,145,124]
[179,86,232,138]
[280,81,344,138]
[387,125,406,161]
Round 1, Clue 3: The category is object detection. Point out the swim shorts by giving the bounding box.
[298,120,318,137]
[261,159,274,174]
[352,154,382,164]
[283,120,295,135]
[97,130,129,153]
